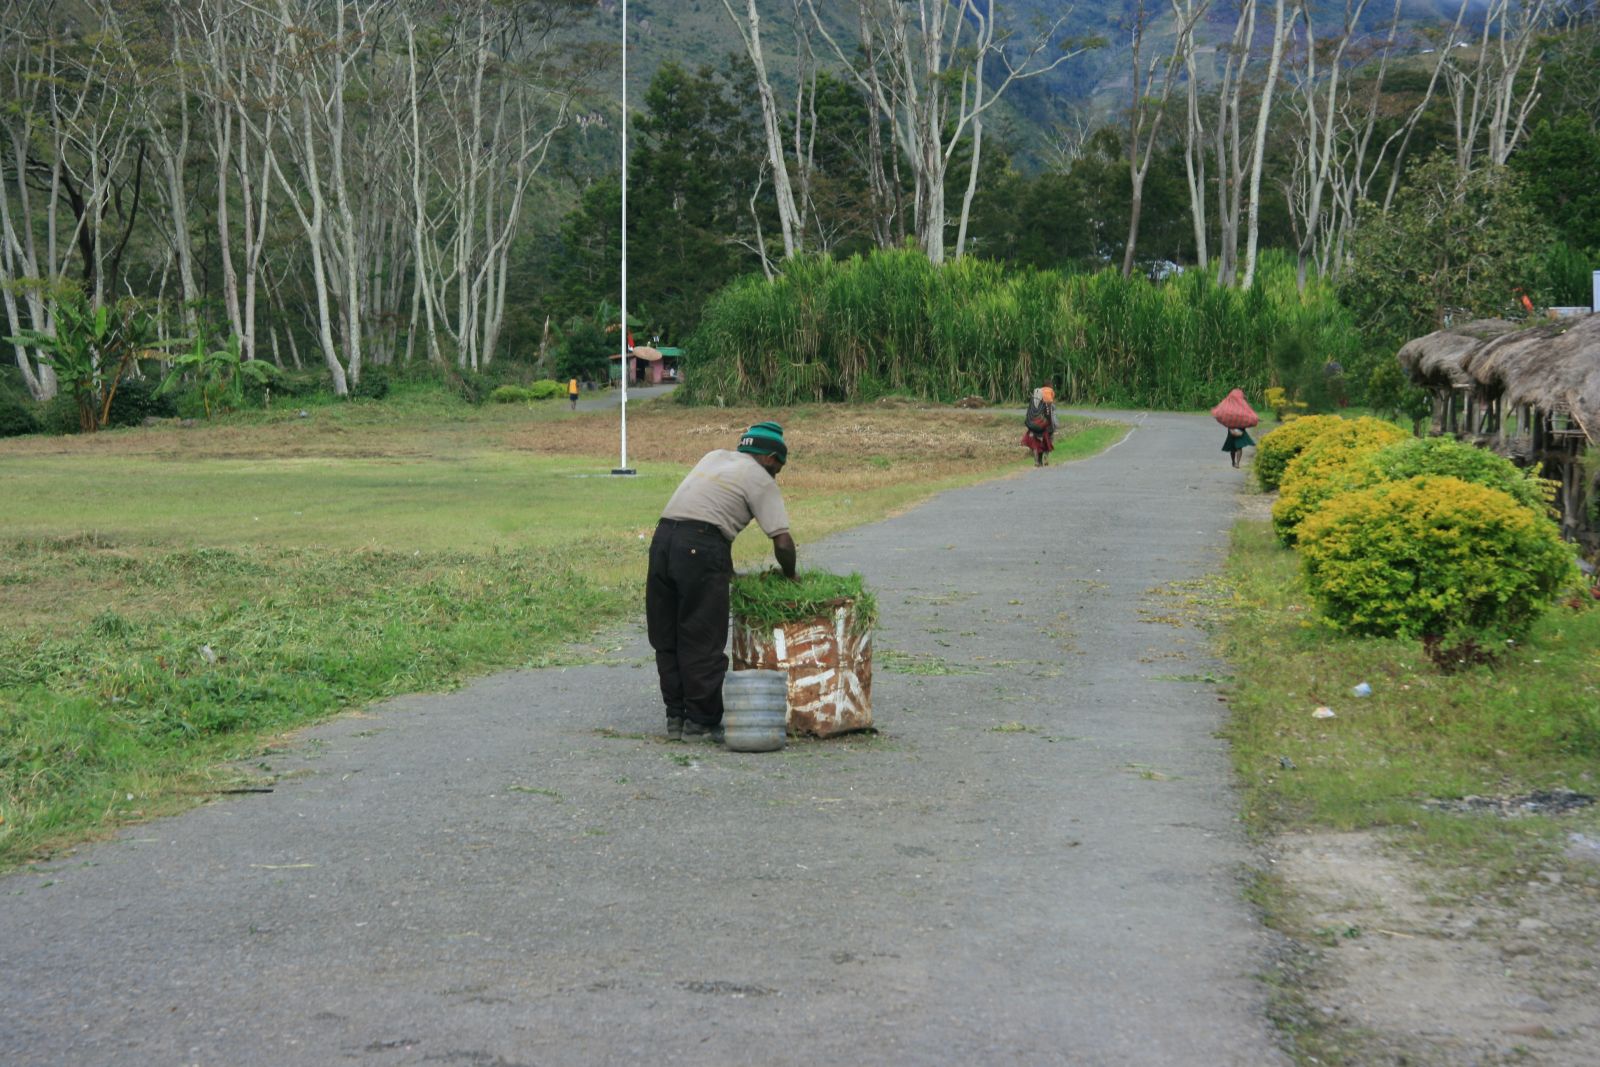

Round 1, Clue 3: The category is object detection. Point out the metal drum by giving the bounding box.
[721,669,788,752]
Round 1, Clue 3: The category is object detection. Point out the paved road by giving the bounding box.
[572,382,679,411]
[1,411,1285,1066]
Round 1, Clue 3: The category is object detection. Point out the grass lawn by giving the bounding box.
[0,389,1124,868]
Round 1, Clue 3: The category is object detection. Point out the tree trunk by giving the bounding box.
[274,1,348,395]
[1213,0,1257,285]
[721,0,804,258]
[1242,0,1295,289]
[1179,0,1209,270]
[954,110,983,260]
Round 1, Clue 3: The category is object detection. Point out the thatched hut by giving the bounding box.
[1464,315,1600,448]
[1395,319,1517,437]
[1398,314,1599,549]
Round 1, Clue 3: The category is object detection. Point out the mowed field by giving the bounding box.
[0,392,1124,866]
[1,396,1105,561]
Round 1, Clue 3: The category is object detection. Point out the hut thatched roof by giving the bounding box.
[1398,315,1600,443]
[1396,319,1518,388]
[1463,315,1600,438]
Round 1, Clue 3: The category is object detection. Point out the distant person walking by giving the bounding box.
[1210,388,1259,470]
[569,378,580,410]
[1022,386,1057,467]
[648,422,797,742]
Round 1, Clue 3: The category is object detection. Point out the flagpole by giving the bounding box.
[612,0,635,477]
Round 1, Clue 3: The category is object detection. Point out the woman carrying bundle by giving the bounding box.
[1022,386,1057,467]
[1211,388,1259,470]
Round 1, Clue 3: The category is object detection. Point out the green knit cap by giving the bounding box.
[737,421,787,462]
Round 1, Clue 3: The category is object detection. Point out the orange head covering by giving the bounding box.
[1040,386,1055,404]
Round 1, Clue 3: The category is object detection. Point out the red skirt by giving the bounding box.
[1022,429,1054,455]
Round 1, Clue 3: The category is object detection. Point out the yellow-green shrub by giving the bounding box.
[1272,417,1411,544]
[1352,435,1552,515]
[1263,386,1307,422]
[490,385,533,404]
[1298,475,1577,640]
[1254,414,1343,490]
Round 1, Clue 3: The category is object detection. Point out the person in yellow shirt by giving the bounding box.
[568,378,579,411]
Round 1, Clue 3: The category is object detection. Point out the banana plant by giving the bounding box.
[158,334,276,418]
[5,295,166,432]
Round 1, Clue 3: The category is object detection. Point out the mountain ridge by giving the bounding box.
[599,0,1467,172]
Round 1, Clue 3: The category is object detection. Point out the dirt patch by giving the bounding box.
[1272,829,1600,1065]
[507,403,1025,466]
[1238,492,1274,522]
[1421,791,1597,818]
[506,402,1115,497]
[0,414,481,462]
[0,400,1088,483]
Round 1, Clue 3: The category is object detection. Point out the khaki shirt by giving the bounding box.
[661,449,790,542]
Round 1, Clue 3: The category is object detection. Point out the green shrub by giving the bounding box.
[172,387,209,420]
[1298,475,1577,641]
[103,376,177,427]
[555,320,615,383]
[490,384,533,404]
[270,369,327,398]
[351,366,390,400]
[1272,417,1412,544]
[0,363,27,395]
[1254,414,1344,490]
[39,393,81,435]
[1268,333,1348,412]
[1355,436,1552,515]
[0,389,39,437]
[1366,357,1431,431]
[1539,240,1593,308]
[526,379,565,400]
[448,366,498,405]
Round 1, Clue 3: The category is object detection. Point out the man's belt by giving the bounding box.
[656,517,732,543]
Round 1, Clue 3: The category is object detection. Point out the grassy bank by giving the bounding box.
[1218,516,1600,879]
[0,393,1123,867]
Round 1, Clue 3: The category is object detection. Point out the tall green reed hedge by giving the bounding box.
[680,248,1361,408]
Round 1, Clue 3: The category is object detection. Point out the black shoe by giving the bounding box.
[666,716,684,741]
[681,720,724,743]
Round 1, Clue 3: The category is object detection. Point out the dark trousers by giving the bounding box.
[646,519,733,727]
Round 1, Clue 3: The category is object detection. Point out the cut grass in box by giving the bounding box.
[729,570,878,633]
